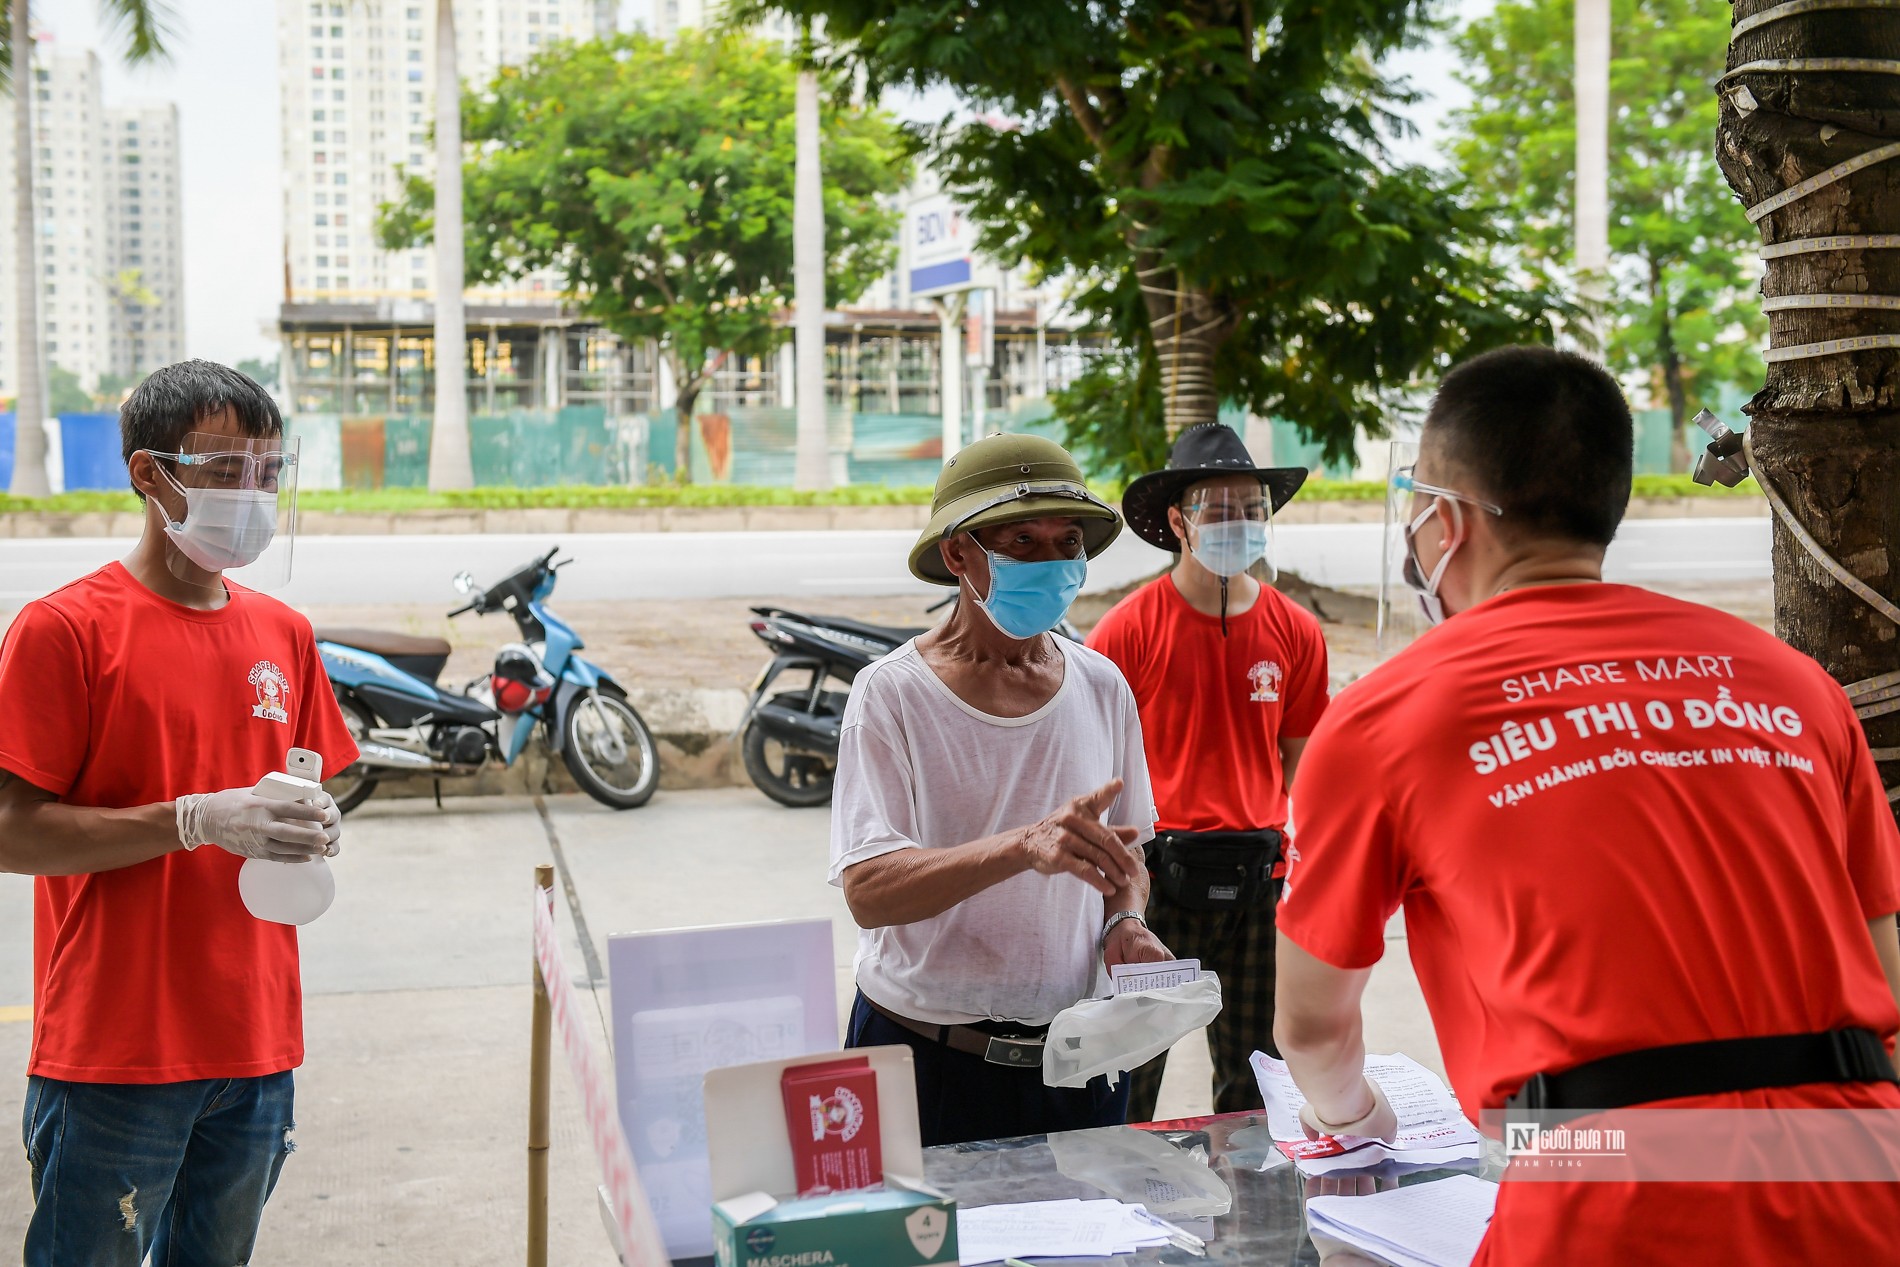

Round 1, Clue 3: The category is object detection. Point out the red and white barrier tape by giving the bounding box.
[533,888,669,1265]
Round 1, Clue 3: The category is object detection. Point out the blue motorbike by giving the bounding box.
[315,545,660,814]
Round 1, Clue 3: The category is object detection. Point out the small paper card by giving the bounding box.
[780,1057,883,1197]
[1109,958,1200,995]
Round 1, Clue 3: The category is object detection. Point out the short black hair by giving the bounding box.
[1422,345,1632,547]
[121,359,282,471]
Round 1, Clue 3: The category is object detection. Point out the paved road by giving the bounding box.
[0,788,1436,1265]
[0,517,1769,607]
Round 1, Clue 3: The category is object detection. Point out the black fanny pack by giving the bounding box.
[1146,828,1283,911]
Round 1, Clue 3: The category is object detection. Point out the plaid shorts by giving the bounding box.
[1127,886,1281,1121]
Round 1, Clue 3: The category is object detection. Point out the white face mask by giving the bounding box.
[160,474,279,573]
[1401,500,1458,626]
[1190,520,1269,578]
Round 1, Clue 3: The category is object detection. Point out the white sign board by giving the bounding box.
[907,192,976,298]
[606,918,837,1261]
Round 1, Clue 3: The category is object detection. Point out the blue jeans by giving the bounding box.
[21,1072,296,1267]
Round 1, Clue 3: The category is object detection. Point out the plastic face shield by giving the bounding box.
[148,432,300,592]
[1378,441,1428,657]
[1180,484,1275,581]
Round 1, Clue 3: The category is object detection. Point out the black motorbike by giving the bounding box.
[735,597,1082,807]
[734,607,928,806]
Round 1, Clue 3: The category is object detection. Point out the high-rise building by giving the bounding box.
[0,42,184,401]
[104,103,187,380]
[277,0,612,303]
[650,0,794,46]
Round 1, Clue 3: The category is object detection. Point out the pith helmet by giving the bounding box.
[908,433,1122,585]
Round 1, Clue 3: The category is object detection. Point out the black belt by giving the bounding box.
[1505,1027,1897,1119]
[863,996,1048,1069]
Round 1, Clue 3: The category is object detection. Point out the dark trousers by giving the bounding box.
[846,991,1130,1147]
[1128,888,1281,1122]
[22,1071,296,1267]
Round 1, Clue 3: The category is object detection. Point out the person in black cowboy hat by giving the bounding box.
[1086,421,1332,1119]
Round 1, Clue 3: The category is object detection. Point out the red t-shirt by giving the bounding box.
[1279,584,1900,1263]
[0,562,358,1083]
[1087,574,1328,833]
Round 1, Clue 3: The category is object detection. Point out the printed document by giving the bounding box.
[1252,1051,1483,1175]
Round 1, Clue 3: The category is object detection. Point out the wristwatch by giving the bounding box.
[1099,909,1147,953]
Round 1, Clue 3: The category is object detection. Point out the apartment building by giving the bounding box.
[0,43,184,400]
[278,0,610,302]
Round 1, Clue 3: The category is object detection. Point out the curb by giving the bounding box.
[0,497,1766,539]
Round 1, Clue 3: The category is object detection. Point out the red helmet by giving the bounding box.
[491,643,554,714]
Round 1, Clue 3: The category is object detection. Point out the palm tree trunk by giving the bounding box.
[1716,0,1899,814]
[428,0,472,490]
[1573,0,1612,350]
[1137,254,1226,436]
[792,64,829,491]
[9,0,50,497]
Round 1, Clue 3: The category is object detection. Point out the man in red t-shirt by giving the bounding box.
[1089,423,1329,1119]
[0,361,358,1267]
[1274,346,1900,1262]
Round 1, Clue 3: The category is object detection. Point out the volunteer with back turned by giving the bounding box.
[1274,346,1900,1264]
[832,433,1174,1147]
[1088,423,1328,1120]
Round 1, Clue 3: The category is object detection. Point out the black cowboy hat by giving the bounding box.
[1121,422,1309,552]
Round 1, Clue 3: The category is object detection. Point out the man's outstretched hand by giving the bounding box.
[1018,779,1144,896]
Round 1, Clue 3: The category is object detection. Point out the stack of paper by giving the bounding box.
[1251,1052,1484,1176]
[956,1199,1191,1265]
[1305,1173,1498,1267]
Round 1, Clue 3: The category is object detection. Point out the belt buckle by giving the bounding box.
[983,1035,1044,1068]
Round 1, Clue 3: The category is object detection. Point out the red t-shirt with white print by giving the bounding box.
[0,562,358,1083]
[1279,583,1900,1265]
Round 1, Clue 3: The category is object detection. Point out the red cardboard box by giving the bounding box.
[780,1057,883,1196]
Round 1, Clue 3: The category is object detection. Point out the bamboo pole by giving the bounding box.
[528,863,554,1267]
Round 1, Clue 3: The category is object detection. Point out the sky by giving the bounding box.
[31,0,1495,368]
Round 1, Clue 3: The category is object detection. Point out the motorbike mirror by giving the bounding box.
[453,570,477,595]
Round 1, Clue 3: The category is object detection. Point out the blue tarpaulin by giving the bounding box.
[59,413,129,491]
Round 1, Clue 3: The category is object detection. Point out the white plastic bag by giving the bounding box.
[1042,973,1223,1089]
[1047,1125,1234,1219]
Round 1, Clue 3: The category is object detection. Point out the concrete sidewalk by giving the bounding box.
[0,789,1439,1264]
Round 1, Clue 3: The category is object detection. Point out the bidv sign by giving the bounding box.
[907,193,974,297]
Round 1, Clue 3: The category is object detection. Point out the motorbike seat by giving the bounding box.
[316,627,453,684]
[764,609,929,647]
[315,628,453,659]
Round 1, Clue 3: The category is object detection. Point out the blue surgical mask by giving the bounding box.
[1191,520,1269,578]
[972,547,1088,639]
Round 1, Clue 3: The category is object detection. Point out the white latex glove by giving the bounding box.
[1299,1077,1399,1144]
[176,787,341,862]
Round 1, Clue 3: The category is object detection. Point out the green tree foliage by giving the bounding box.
[378,29,908,479]
[45,364,90,414]
[734,0,1568,476]
[1450,0,1763,465]
[236,356,281,391]
[92,370,143,406]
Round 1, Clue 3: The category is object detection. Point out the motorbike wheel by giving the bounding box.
[741,722,837,808]
[561,688,660,809]
[326,691,380,815]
